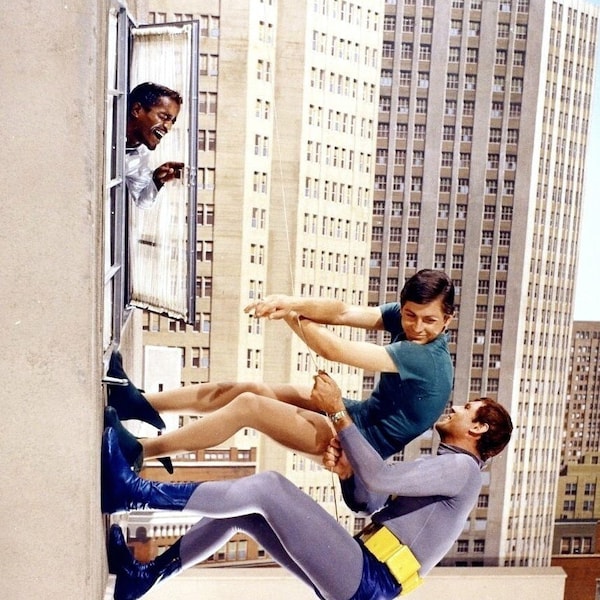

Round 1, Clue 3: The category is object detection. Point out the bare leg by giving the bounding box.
[145,381,314,414]
[142,391,334,458]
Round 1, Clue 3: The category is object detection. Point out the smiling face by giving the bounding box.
[400,296,452,344]
[127,96,181,150]
[435,401,485,443]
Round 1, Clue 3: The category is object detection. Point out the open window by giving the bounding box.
[103,2,199,349]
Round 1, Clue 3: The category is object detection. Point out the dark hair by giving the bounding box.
[400,269,455,316]
[127,82,183,114]
[473,398,513,461]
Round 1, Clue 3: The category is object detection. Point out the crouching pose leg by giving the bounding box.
[102,427,396,600]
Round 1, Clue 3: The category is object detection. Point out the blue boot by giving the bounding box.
[101,427,199,514]
[106,351,166,431]
[108,525,181,600]
[104,407,144,474]
[104,406,173,475]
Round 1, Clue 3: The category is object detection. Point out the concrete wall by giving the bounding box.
[0,1,107,598]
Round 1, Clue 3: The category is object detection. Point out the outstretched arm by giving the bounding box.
[286,314,397,372]
[245,295,384,329]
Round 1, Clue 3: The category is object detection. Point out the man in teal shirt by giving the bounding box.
[107,269,455,465]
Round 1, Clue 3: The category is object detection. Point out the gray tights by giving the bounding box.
[179,471,364,600]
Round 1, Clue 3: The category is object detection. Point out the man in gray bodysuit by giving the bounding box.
[102,371,512,600]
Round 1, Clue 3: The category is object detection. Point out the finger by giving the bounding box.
[323,455,337,469]
[244,303,262,315]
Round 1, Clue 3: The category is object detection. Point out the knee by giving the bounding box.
[230,383,279,414]
[231,390,262,413]
[239,381,273,396]
[252,471,290,496]
[240,471,286,503]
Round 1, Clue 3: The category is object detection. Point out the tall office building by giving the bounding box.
[140,0,384,531]
[137,0,599,570]
[562,320,600,465]
[370,0,599,568]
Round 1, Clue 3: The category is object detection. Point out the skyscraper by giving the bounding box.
[139,0,599,570]
[370,0,599,568]
[141,0,384,531]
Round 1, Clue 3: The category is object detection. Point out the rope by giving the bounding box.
[272,100,340,522]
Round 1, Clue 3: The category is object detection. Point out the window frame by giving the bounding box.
[103,5,200,352]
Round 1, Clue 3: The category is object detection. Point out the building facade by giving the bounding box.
[137,0,385,546]
[562,320,600,465]
[370,0,599,568]
[556,452,600,520]
[552,520,600,600]
[134,0,599,572]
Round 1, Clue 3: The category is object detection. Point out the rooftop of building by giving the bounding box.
[105,565,566,600]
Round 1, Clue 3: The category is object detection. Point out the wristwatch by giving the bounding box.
[327,410,347,425]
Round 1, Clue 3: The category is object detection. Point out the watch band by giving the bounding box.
[328,410,347,424]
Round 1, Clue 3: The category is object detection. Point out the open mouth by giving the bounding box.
[153,129,165,141]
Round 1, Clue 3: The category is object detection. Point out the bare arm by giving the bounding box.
[287,314,397,372]
[245,294,384,329]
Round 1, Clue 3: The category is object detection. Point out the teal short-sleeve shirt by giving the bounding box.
[344,303,453,458]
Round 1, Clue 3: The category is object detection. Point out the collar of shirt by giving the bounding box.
[438,442,485,470]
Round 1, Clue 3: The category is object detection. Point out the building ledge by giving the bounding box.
[105,565,566,600]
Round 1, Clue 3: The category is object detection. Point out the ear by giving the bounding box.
[441,313,453,332]
[131,101,143,118]
[469,421,489,437]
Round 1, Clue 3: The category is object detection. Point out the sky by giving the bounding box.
[573,0,600,320]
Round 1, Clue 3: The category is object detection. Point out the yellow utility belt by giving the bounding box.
[358,523,423,596]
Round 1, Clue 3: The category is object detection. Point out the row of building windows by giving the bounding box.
[306,141,372,174]
[375,176,517,196]
[303,213,369,240]
[308,105,374,140]
[311,30,379,68]
[559,536,593,554]
[372,201,513,222]
[301,250,367,275]
[370,250,509,273]
[388,12,527,36]
[574,330,600,340]
[371,226,511,247]
[562,500,595,512]
[379,95,521,118]
[313,0,380,31]
[377,121,520,147]
[294,284,363,306]
[310,68,378,104]
[384,69,525,94]
[143,312,211,335]
[456,539,486,553]
[451,0,529,9]
[564,482,597,495]
[304,178,372,207]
